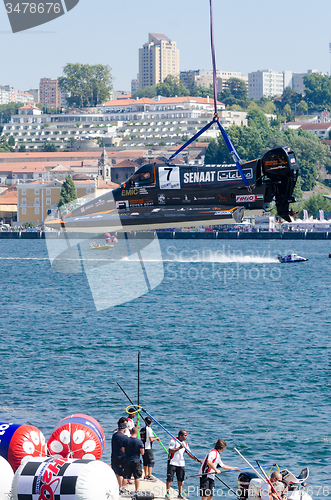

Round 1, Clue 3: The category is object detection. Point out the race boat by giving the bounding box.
[89,233,118,250]
[238,467,313,500]
[89,242,114,250]
[278,254,308,263]
[45,146,299,233]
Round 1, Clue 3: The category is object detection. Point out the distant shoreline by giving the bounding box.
[0,231,330,240]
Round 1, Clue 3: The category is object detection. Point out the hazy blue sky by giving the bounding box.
[1,0,331,92]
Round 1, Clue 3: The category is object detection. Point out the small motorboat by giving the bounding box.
[278,254,308,263]
[89,242,114,251]
[238,467,313,500]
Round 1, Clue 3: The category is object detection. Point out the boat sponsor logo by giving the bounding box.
[183,168,253,184]
[116,200,129,210]
[236,194,263,202]
[121,189,139,197]
[139,188,149,195]
[95,199,105,208]
[129,199,153,207]
[158,194,166,204]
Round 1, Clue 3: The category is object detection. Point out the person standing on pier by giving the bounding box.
[166,429,200,499]
[199,439,238,500]
[123,426,145,492]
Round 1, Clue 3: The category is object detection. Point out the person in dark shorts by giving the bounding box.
[143,416,160,481]
[199,439,238,500]
[111,421,129,492]
[123,426,145,492]
[166,429,201,499]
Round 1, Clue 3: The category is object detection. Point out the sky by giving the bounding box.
[1,0,331,93]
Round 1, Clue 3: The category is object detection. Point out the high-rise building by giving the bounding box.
[138,33,179,89]
[39,78,61,107]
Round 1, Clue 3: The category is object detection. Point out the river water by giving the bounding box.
[0,238,330,498]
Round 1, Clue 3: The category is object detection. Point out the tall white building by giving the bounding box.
[248,70,284,99]
[138,33,179,89]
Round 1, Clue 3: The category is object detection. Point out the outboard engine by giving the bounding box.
[281,468,313,500]
[238,472,263,500]
[261,146,299,222]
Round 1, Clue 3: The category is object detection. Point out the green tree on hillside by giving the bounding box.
[218,78,248,108]
[247,108,268,129]
[303,73,331,111]
[58,175,77,208]
[300,193,331,217]
[0,102,24,123]
[59,63,113,107]
[133,75,189,99]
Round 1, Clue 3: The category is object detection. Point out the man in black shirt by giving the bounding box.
[123,426,145,492]
[111,422,129,491]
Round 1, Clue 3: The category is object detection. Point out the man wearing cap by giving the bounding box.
[127,407,137,431]
[111,421,129,492]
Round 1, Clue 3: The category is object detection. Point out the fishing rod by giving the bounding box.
[137,351,141,437]
[142,408,201,463]
[234,448,283,500]
[116,381,169,454]
[185,464,276,478]
[214,475,241,500]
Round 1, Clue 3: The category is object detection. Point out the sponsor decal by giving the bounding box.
[139,188,148,195]
[129,199,153,207]
[183,194,191,203]
[35,457,66,499]
[183,169,253,184]
[216,194,227,202]
[158,194,166,204]
[116,200,129,210]
[236,194,264,202]
[122,189,139,196]
[159,166,180,189]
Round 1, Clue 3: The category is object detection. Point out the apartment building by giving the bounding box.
[39,78,61,107]
[138,33,179,89]
[283,69,319,93]
[248,70,284,99]
[0,85,34,105]
[180,70,248,93]
[17,179,96,224]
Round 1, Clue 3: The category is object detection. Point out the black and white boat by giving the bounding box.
[278,254,308,263]
[238,467,312,500]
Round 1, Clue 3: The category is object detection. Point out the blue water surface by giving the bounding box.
[0,239,329,498]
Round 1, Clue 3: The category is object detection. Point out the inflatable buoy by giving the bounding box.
[11,456,119,500]
[0,455,14,500]
[48,414,105,460]
[0,422,47,471]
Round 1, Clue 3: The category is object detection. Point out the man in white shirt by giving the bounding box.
[200,439,238,500]
[166,429,201,500]
[260,471,286,500]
